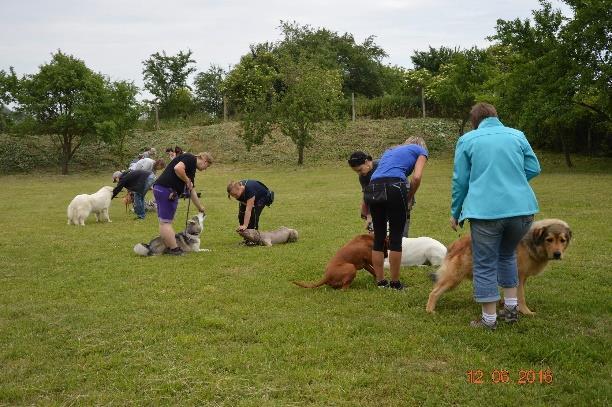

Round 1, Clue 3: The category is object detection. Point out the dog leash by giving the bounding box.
[185,195,191,228]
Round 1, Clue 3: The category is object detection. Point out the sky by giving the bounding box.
[0,0,572,98]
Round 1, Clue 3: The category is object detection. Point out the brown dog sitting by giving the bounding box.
[426,219,572,315]
[293,234,379,289]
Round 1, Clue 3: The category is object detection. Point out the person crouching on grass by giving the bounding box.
[227,180,274,246]
[152,152,213,255]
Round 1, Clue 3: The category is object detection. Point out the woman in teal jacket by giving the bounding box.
[450,102,541,329]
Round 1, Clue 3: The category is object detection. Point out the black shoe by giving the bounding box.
[497,306,519,323]
[244,240,258,247]
[469,317,497,330]
[164,247,184,256]
[389,280,404,291]
[377,279,389,288]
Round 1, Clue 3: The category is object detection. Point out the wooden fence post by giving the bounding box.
[352,92,356,122]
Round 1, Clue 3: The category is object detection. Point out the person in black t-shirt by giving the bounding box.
[348,151,411,237]
[151,152,213,255]
[227,180,273,242]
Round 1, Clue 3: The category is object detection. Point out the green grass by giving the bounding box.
[0,157,611,405]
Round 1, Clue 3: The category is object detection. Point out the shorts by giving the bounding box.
[153,184,178,223]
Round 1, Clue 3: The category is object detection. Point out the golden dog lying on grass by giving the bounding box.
[426,219,572,315]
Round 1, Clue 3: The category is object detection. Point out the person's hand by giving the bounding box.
[237,224,247,232]
[449,216,459,231]
[185,179,193,192]
[198,206,206,215]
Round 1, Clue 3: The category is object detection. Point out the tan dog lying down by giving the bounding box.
[293,234,377,289]
[238,227,298,247]
[426,219,572,315]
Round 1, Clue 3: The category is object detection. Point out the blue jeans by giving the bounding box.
[470,215,534,302]
[133,174,156,219]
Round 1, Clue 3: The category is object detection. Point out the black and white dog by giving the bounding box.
[133,214,205,256]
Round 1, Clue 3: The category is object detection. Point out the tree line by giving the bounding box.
[1,0,610,171]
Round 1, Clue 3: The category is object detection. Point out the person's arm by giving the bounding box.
[406,155,427,208]
[522,139,541,181]
[238,197,256,231]
[112,179,126,199]
[450,139,470,229]
[190,189,205,214]
[173,161,193,191]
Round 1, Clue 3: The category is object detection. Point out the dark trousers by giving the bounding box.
[238,203,265,230]
[369,180,409,252]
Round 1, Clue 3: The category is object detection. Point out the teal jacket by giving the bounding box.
[451,117,541,222]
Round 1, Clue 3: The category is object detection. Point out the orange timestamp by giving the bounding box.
[466,369,554,384]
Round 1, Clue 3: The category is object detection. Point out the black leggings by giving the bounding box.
[369,180,409,252]
[238,203,265,230]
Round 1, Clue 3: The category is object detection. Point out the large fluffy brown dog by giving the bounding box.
[426,219,572,315]
[293,234,377,289]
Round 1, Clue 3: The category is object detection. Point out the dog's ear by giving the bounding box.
[532,226,546,244]
[565,227,573,243]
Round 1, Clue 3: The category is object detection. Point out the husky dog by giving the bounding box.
[133,214,205,256]
[67,186,114,226]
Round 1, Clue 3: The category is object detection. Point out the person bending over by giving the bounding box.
[367,137,428,290]
[112,169,158,220]
[227,180,274,245]
[152,152,213,255]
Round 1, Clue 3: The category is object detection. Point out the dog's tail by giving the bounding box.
[133,243,151,256]
[292,279,327,289]
[67,204,74,224]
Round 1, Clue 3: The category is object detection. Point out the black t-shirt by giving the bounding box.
[112,170,152,198]
[359,160,379,191]
[238,180,270,206]
[154,153,197,193]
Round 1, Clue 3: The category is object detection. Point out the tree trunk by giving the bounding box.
[351,92,355,122]
[560,133,573,168]
[297,144,304,165]
[223,95,228,122]
[421,87,426,118]
[61,134,71,175]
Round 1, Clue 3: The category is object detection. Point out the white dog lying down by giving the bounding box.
[67,186,114,226]
[384,237,447,268]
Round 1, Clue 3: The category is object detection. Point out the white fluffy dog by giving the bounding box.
[384,237,447,268]
[67,186,114,226]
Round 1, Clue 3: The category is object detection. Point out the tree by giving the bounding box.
[411,46,458,74]
[8,51,140,174]
[427,48,492,134]
[487,0,612,164]
[276,22,388,97]
[193,65,226,118]
[275,58,344,164]
[225,50,344,164]
[142,50,196,117]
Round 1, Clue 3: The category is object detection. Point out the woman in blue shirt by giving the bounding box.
[367,137,428,290]
[450,102,541,329]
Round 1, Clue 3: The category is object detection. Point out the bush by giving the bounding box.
[355,95,421,119]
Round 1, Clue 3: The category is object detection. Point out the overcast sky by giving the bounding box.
[1,0,572,97]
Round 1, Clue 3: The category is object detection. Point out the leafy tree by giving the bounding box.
[164,87,196,119]
[225,50,344,164]
[411,46,458,74]
[95,80,141,163]
[277,21,388,97]
[487,0,611,163]
[275,58,344,164]
[427,48,492,135]
[142,50,196,117]
[193,65,226,118]
[8,51,140,174]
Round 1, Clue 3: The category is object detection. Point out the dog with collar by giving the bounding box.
[133,214,205,256]
[238,226,298,247]
[383,237,447,268]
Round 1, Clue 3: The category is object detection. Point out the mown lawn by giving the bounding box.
[0,156,610,406]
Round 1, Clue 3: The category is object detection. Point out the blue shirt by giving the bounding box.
[370,144,428,182]
[451,117,541,222]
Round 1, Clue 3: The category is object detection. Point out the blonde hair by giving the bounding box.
[197,152,214,164]
[226,180,242,199]
[404,136,427,150]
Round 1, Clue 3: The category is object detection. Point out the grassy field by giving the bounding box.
[0,156,611,405]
